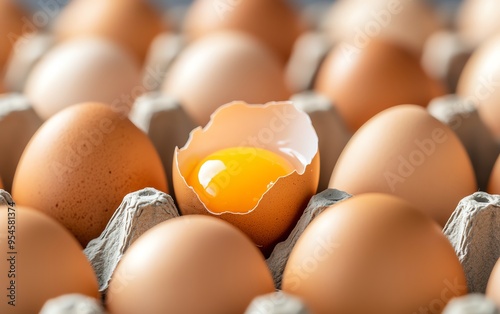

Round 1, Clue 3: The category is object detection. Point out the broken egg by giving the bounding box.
[173,101,319,253]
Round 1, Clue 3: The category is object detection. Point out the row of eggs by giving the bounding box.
[1,0,500,313]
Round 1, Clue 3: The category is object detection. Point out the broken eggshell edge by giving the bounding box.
[173,101,320,250]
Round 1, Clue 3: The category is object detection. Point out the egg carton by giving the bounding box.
[9,184,494,314]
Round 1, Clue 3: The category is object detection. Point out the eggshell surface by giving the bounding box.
[315,39,437,131]
[107,215,275,314]
[282,193,467,314]
[53,0,166,62]
[183,0,305,61]
[173,101,319,252]
[487,258,500,307]
[163,31,291,126]
[0,0,29,72]
[24,38,141,121]
[329,105,476,226]
[0,206,99,314]
[458,35,500,140]
[12,102,167,246]
[323,0,442,55]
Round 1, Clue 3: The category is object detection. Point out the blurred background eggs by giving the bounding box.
[163,31,291,126]
[0,0,31,75]
[282,193,467,314]
[24,37,141,120]
[458,34,500,140]
[53,0,167,63]
[173,102,319,254]
[182,0,306,62]
[12,102,167,246]
[314,39,441,132]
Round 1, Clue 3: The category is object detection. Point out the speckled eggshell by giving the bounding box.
[0,206,99,314]
[173,101,319,253]
[53,0,167,62]
[329,105,477,226]
[107,215,275,314]
[12,102,167,246]
[282,194,467,314]
[24,38,142,121]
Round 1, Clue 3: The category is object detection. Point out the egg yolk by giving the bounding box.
[187,147,294,213]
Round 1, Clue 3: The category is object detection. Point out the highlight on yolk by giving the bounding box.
[187,147,294,213]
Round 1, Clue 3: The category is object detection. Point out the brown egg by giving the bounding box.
[24,38,141,121]
[282,193,467,314]
[487,258,500,307]
[457,0,500,48]
[183,0,305,62]
[329,105,476,226]
[0,206,99,314]
[12,102,167,246]
[323,0,442,55]
[53,0,166,62]
[173,101,319,254]
[163,31,291,126]
[487,156,500,194]
[457,35,500,140]
[107,215,275,314]
[315,39,437,131]
[0,0,30,72]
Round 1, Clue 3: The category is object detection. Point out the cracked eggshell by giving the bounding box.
[173,101,319,252]
[0,0,30,72]
[0,205,99,314]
